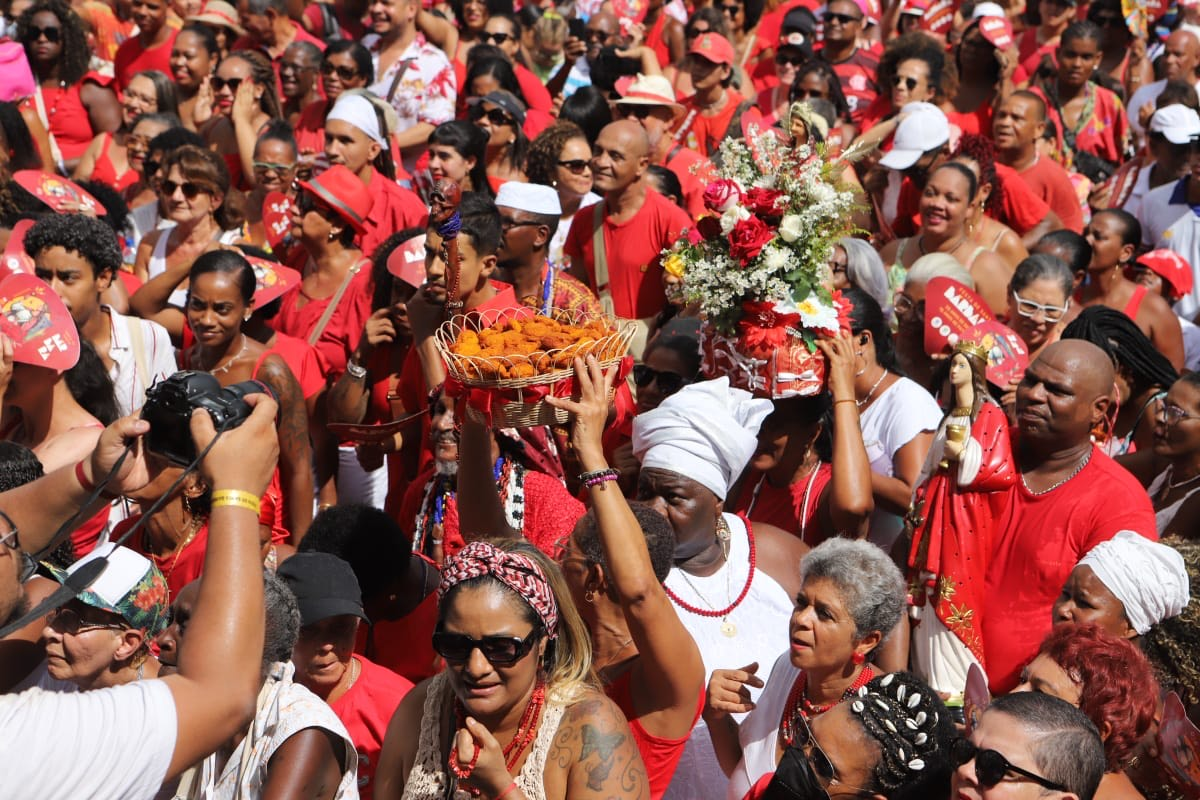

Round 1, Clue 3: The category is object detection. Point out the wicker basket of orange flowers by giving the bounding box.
[434,308,636,427]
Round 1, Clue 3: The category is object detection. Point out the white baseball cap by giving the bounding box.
[1150,104,1200,144]
[971,2,1006,18]
[879,102,951,170]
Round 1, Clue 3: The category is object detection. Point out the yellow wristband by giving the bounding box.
[210,490,262,516]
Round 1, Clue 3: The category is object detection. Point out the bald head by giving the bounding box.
[1165,30,1200,81]
[592,120,651,194]
[1039,339,1114,398]
[1016,339,1114,451]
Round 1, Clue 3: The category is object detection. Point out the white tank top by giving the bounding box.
[661,513,795,800]
[147,229,188,309]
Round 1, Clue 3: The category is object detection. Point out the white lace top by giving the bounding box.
[402,672,569,800]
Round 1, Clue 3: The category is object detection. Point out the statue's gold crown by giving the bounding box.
[954,339,990,361]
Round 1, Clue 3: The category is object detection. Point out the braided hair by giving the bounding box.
[849,672,955,799]
[1061,306,1178,397]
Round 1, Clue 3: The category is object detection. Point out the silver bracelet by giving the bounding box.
[345,359,368,380]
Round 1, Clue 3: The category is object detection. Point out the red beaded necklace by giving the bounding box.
[779,665,875,746]
[663,514,756,619]
[448,680,547,794]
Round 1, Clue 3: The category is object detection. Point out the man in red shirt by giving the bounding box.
[324,92,428,259]
[981,340,1156,694]
[818,0,878,126]
[614,73,710,220]
[279,552,413,800]
[564,120,692,358]
[234,0,325,82]
[994,91,1085,233]
[112,0,177,90]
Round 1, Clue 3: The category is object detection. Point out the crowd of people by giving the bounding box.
[0,0,1199,797]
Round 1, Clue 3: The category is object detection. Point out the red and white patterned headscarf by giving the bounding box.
[438,541,559,638]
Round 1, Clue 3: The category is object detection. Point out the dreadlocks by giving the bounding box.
[1061,305,1178,396]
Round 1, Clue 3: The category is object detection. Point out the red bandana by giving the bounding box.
[438,541,559,638]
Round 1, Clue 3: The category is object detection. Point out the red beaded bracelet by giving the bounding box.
[493,781,519,800]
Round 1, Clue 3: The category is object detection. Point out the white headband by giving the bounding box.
[327,94,385,146]
[1078,531,1190,635]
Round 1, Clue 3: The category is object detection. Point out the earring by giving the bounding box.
[244,312,252,321]
[328,231,336,242]
[852,652,866,665]
[584,589,595,604]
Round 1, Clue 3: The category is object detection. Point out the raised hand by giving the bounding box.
[544,355,617,469]
[705,662,764,720]
[454,716,515,798]
[816,332,858,404]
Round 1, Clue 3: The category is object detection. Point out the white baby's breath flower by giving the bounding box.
[763,244,789,271]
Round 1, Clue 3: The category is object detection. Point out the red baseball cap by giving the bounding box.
[976,15,1014,49]
[1132,249,1194,300]
[689,32,735,66]
[298,165,373,236]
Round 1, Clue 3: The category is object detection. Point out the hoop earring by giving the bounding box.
[584,589,595,604]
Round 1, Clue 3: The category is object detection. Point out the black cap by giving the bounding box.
[277,552,369,626]
[467,90,527,127]
[781,6,818,38]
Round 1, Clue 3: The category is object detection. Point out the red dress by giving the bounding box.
[328,655,413,800]
[90,133,138,192]
[32,73,114,161]
[733,464,834,546]
[607,669,703,800]
[907,403,1015,667]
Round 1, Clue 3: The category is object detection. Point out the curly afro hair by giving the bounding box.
[525,121,588,186]
[24,214,122,278]
[1142,535,1200,713]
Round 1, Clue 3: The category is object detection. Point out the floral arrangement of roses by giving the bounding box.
[662,129,860,353]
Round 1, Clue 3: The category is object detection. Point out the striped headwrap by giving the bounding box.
[438,541,559,638]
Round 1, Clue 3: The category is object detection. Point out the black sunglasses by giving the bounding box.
[24,24,61,42]
[951,738,1066,792]
[775,52,806,66]
[160,179,208,199]
[557,158,590,174]
[432,629,541,666]
[210,76,243,92]
[321,62,359,80]
[469,105,514,127]
[1090,13,1124,27]
[893,75,919,90]
[633,364,692,395]
[481,31,514,44]
[824,11,863,23]
[620,105,654,120]
[584,29,612,43]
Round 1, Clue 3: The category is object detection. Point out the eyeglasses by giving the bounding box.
[23,24,60,42]
[824,11,863,24]
[47,606,129,636]
[481,31,514,44]
[499,216,542,231]
[1158,401,1200,425]
[432,629,541,666]
[1011,290,1069,323]
[951,738,1066,792]
[557,158,590,174]
[279,60,315,74]
[296,191,328,215]
[775,52,806,66]
[210,76,243,93]
[160,179,208,199]
[620,105,655,120]
[469,105,514,127]
[320,62,359,80]
[253,160,294,174]
[893,292,924,319]
[633,364,693,395]
[893,75,919,90]
[0,515,36,583]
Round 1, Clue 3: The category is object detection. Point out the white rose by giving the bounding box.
[779,214,803,243]
[763,245,789,271]
[720,204,750,235]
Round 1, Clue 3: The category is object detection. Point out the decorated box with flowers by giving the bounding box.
[662,129,859,397]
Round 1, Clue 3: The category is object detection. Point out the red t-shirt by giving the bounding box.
[676,90,749,158]
[563,188,691,319]
[1015,28,1057,84]
[362,168,429,260]
[824,47,879,127]
[732,464,833,546]
[272,263,373,380]
[1015,155,1085,233]
[514,63,552,113]
[329,655,413,800]
[113,29,178,91]
[947,103,994,138]
[981,446,1156,694]
[357,581,442,683]
[294,99,328,161]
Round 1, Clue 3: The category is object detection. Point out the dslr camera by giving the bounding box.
[141,371,272,466]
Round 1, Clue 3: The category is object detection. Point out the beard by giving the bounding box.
[435,457,459,477]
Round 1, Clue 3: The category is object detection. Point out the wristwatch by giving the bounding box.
[345,359,368,380]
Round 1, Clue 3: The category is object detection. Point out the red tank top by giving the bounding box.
[1123,284,1148,321]
[607,668,704,800]
[90,132,139,192]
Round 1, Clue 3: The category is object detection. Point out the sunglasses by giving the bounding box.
[469,105,514,127]
[160,179,209,199]
[557,158,590,174]
[951,738,1066,792]
[787,711,876,795]
[432,629,541,666]
[23,24,60,42]
[1011,290,1069,323]
[0,514,36,583]
[210,76,243,93]
[792,87,828,101]
[620,105,655,120]
[481,31,514,44]
[48,606,129,636]
[719,3,741,14]
[253,160,294,174]
[686,26,711,38]
[893,75,919,90]
[297,191,327,214]
[824,11,863,23]
[320,62,359,80]
[584,29,612,43]
[633,364,692,395]
[775,52,806,66]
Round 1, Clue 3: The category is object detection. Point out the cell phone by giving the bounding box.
[568,17,586,40]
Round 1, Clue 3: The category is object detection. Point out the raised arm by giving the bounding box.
[815,335,873,538]
[128,249,191,343]
[457,414,521,541]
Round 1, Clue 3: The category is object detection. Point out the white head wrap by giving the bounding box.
[495,182,562,215]
[327,93,387,146]
[632,377,772,500]
[1078,531,1190,635]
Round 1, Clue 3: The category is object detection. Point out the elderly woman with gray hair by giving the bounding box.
[704,538,909,798]
[831,238,892,322]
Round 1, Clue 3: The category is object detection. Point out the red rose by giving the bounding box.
[729,216,774,266]
[703,179,744,213]
[696,215,723,241]
[744,188,786,219]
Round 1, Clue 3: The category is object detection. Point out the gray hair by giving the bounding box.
[1010,253,1074,299]
[986,693,1106,800]
[263,569,300,670]
[800,538,905,639]
[905,252,975,290]
[839,237,891,318]
[243,0,286,16]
